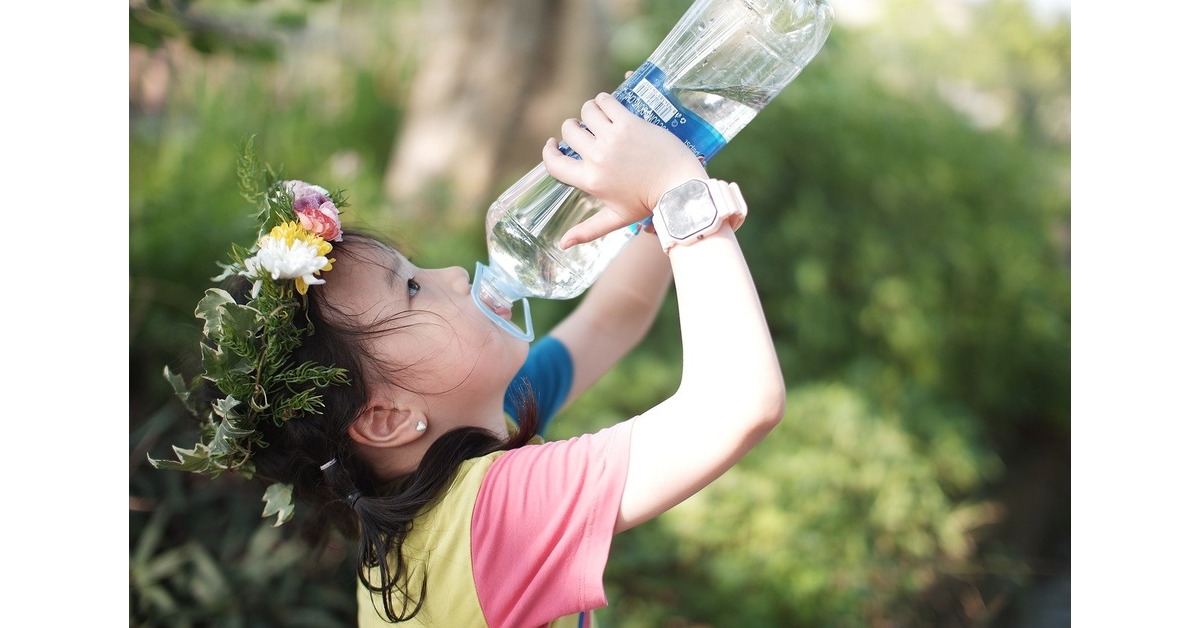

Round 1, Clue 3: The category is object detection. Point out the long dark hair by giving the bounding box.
[226,231,539,622]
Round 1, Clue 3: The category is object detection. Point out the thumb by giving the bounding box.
[559,208,633,249]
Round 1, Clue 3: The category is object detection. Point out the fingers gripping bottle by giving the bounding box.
[472,0,834,340]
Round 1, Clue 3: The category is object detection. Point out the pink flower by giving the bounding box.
[283,180,343,242]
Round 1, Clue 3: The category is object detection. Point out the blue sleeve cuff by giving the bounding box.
[504,336,574,435]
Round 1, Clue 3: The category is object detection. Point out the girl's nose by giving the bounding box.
[437,266,471,292]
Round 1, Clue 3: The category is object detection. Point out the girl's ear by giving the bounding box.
[348,401,429,449]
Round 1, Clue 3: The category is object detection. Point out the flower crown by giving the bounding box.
[150,138,351,526]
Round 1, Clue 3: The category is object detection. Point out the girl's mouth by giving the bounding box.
[471,261,533,341]
[478,290,512,321]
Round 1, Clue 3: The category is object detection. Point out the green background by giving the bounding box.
[130,0,1071,625]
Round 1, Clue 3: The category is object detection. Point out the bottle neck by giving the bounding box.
[471,261,535,341]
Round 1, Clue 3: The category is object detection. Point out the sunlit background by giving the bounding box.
[128,0,1072,625]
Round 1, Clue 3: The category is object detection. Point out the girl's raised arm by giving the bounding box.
[542,93,785,532]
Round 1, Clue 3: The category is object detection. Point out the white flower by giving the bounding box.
[240,222,335,296]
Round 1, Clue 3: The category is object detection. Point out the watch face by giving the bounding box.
[664,179,718,239]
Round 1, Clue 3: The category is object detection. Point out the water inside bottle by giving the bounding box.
[471,164,638,340]
[484,164,637,302]
[670,85,771,139]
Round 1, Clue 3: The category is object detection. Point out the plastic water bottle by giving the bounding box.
[473,0,834,341]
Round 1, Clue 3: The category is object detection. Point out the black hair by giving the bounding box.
[220,230,539,622]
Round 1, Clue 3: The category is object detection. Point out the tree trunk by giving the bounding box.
[384,0,613,228]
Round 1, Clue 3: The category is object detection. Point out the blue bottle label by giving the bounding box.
[613,61,727,164]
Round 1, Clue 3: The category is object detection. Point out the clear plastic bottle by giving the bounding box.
[473,0,834,341]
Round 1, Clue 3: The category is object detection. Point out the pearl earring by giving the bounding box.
[415,420,427,433]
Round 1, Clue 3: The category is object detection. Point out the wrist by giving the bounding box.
[649,178,748,254]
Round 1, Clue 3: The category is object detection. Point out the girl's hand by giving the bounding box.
[542,92,708,249]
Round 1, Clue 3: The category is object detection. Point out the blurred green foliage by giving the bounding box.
[130,0,1069,625]
[615,386,1008,625]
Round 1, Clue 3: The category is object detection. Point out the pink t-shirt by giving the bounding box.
[471,420,634,628]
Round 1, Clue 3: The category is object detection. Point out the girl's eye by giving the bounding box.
[407,278,420,298]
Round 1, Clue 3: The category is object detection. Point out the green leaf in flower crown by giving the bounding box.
[221,301,263,341]
[262,482,295,527]
[238,135,266,209]
[196,289,236,337]
[212,395,244,420]
[164,366,191,410]
[148,444,221,477]
[214,416,254,441]
[198,342,224,381]
[209,421,255,463]
[200,342,255,385]
[211,262,239,283]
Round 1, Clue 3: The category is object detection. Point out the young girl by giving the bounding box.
[155,91,784,627]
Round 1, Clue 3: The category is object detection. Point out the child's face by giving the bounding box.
[323,244,529,416]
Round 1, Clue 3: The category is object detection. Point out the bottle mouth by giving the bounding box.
[471,261,534,342]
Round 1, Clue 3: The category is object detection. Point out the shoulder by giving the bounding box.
[419,451,507,532]
[473,423,635,543]
[489,420,635,482]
